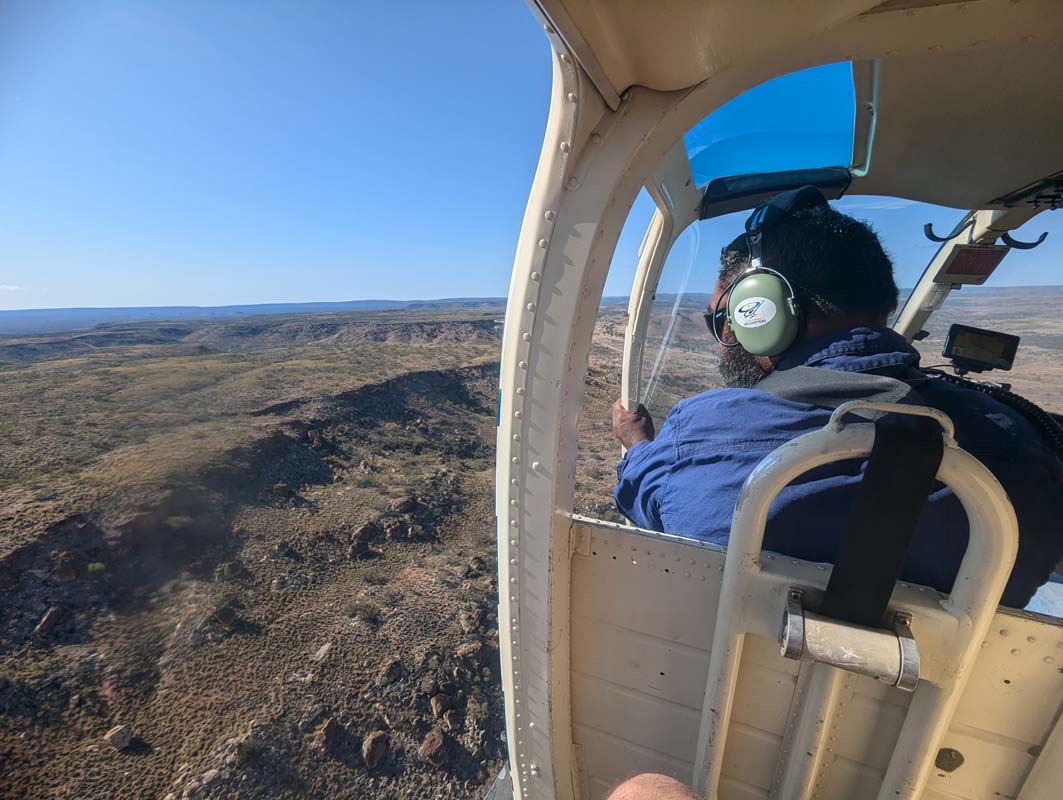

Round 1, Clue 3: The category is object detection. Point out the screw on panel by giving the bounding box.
[544,210,555,221]
[591,133,602,144]
[516,387,525,396]
[559,141,570,153]
[538,238,548,249]
[530,271,541,281]
[567,177,579,188]
[526,302,536,312]
[518,361,528,370]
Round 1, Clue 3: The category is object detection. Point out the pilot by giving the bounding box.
[612,187,1063,609]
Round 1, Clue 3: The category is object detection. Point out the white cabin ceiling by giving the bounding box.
[532,0,1063,209]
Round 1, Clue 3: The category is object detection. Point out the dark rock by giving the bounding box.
[418,676,439,697]
[307,429,324,449]
[456,641,485,665]
[104,724,133,751]
[312,717,341,754]
[34,606,69,636]
[443,708,461,732]
[210,593,239,628]
[389,496,417,514]
[267,542,299,560]
[458,607,483,634]
[377,659,405,686]
[361,730,389,770]
[298,705,326,733]
[347,539,370,559]
[273,482,294,499]
[353,522,377,542]
[461,555,487,578]
[0,571,15,591]
[418,728,447,767]
[216,561,246,581]
[430,693,451,718]
[384,519,407,542]
[52,550,80,582]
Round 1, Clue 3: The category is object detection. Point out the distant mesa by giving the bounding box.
[0,297,508,335]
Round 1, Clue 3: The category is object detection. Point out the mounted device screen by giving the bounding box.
[943,323,1020,372]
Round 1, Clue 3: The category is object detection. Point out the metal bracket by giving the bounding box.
[893,611,921,692]
[780,588,921,692]
[781,588,805,660]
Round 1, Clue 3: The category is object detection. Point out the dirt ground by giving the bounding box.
[0,313,505,800]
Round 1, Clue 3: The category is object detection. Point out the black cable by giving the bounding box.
[922,369,1063,461]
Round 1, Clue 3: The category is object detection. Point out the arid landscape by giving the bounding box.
[1,287,1061,799]
[0,309,508,799]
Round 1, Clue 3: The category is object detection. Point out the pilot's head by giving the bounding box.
[710,200,898,387]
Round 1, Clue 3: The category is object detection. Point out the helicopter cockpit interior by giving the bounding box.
[495,2,1063,799]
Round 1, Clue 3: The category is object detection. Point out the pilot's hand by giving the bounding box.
[612,399,655,449]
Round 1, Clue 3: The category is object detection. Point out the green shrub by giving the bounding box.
[347,601,381,626]
[235,740,266,768]
[362,566,389,586]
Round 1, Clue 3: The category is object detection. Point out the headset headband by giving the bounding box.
[744,185,829,267]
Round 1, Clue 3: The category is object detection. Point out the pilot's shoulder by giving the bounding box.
[671,387,779,417]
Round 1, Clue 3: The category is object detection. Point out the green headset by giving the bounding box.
[707,185,829,357]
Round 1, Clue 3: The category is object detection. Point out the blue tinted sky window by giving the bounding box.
[684,62,855,186]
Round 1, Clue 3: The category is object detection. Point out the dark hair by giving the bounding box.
[719,204,899,320]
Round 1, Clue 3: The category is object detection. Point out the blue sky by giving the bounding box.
[0,2,1060,311]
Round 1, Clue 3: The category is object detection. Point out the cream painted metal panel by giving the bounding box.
[504,6,1063,799]
[569,519,1063,800]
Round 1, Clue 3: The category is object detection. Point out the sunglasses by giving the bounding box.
[702,306,728,334]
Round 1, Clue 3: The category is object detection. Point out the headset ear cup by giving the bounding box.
[727,271,801,357]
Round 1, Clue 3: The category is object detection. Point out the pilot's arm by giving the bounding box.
[613,399,671,531]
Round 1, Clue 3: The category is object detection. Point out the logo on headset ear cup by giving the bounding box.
[727,271,800,357]
[732,297,777,329]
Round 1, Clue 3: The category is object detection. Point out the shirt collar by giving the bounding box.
[774,326,922,374]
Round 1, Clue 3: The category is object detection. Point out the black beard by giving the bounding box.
[719,346,770,388]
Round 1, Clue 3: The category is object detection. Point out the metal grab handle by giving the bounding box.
[829,400,957,446]
[693,410,1018,800]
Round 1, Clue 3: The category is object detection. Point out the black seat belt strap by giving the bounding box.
[818,413,944,628]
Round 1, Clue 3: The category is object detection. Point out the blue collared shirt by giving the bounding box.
[615,327,1063,607]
